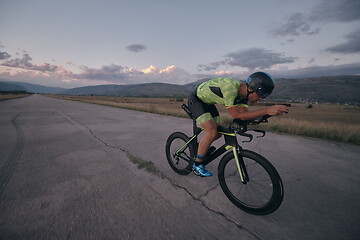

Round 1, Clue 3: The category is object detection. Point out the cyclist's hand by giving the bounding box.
[267,105,288,116]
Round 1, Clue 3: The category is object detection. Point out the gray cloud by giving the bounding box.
[226,48,296,69]
[280,39,295,45]
[310,0,360,23]
[326,28,360,54]
[222,62,359,79]
[75,64,142,81]
[71,64,196,85]
[198,48,297,71]
[269,62,360,78]
[0,51,11,60]
[196,62,360,80]
[0,48,195,85]
[126,44,147,53]
[6,53,33,67]
[1,52,60,72]
[197,61,223,71]
[272,13,321,36]
[272,0,360,37]
[32,63,59,72]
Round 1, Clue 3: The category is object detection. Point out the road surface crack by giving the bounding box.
[0,113,25,198]
[58,110,261,240]
[85,130,261,240]
[172,183,261,240]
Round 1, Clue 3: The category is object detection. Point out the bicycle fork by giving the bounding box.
[232,146,249,183]
[219,129,250,184]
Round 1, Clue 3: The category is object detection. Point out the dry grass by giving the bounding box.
[47,95,190,118]
[257,117,360,143]
[47,95,360,145]
[0,94,30,101]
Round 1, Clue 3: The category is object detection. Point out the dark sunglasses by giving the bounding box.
[256,87,270,98]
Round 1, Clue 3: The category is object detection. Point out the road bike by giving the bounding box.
[165,104,284,215]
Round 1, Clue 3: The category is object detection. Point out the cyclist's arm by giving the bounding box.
[227,106,267,120]
[227,105,288,120]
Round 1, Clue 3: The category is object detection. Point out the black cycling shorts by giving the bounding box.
[188,91,221,125]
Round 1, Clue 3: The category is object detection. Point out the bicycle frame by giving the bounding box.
[169,104,283,214]
[179,104,250,183]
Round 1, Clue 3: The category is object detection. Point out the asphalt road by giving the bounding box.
[0,95,359,240]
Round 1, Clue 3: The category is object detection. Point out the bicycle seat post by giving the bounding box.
[181,103,202,153]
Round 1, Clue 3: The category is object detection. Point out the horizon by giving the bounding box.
[2,74,359,91]
[1,0,359,88]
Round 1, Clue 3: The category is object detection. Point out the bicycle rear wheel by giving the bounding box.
[165,132,195,175]
[218,150,284,215]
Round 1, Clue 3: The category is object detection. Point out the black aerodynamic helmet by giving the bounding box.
[246,72,275,98]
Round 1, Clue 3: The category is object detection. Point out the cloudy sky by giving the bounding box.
[0,0,359,88]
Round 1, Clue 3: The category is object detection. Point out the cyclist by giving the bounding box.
[188,71,288,177]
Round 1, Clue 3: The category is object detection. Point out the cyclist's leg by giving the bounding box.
[196,104,221,155]
[197,104,222,167]
[192,117,221,177]
[197,118,221,159]
[188,93,221,163]
[188,95,221,176]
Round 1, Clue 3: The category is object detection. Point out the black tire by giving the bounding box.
[218,150,284,215]
[165,132,195,175]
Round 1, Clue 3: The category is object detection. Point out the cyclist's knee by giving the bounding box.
[200,120,220,140]
[205,128,220,140]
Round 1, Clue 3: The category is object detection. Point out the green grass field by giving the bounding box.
[48,95,360,145]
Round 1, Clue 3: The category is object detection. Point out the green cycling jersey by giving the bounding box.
[197,78,248,108]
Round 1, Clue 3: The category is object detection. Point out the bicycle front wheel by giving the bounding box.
[218,150,284,215]
[165,132,195,175]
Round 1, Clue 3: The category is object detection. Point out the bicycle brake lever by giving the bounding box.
[239,133,253,143]
[252,129,266,138]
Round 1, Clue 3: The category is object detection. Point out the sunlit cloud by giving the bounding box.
[141,65,158,74]
[159,65,176,74]
[0,49,196,87]
[141,65,180,75]
[1,47,359,88]
[214,70,233,76]
[140,64,194,84]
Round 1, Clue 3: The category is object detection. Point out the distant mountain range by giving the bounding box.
[60,82,193,97]
[268,76,360,104]
[0,79,66,94]
[1,75,359,104]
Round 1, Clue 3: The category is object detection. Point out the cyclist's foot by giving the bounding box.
[192,163,213,177]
